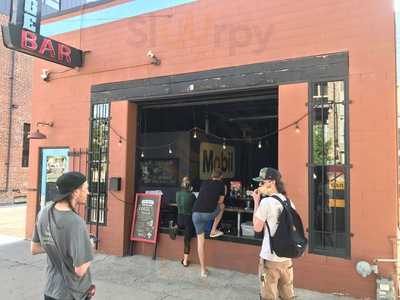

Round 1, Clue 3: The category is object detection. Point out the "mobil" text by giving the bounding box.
[200,142,235,180]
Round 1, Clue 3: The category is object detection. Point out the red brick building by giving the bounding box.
[23,0,398,298]
[0,13,32,204]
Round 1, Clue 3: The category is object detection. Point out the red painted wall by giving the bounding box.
[26,0,397,297]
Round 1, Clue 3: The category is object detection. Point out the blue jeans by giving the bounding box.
[192,206,220,235]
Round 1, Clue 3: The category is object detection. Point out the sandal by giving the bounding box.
[168,221,177,240]
[210,230,224,238]
[200,270,208,278]
[181,259,189,267]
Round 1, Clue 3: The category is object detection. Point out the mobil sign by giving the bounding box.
[200,142,235,180]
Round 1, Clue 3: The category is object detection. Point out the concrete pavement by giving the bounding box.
[0,240,359,300]
[0,203,26,238]
[0,204,358,299]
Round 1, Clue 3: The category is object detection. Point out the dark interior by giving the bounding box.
[138,87,279,187]
[139,89,278,140]
[135,87,279,240]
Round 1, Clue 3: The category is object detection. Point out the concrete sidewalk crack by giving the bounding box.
[158,293,173,300]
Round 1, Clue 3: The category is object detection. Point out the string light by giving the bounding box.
[295,122,301,133]
[110,126,127,146]
[112,112,307,150]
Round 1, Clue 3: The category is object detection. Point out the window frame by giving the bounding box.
[87,102,110,226]
[22,123,31,168]
[308,79,351,259]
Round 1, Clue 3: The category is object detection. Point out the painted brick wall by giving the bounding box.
[0,14,32,204]
[25,0,397,298]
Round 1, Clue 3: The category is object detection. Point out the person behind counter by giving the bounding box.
[169,176,196,267]
[192,168,226,277]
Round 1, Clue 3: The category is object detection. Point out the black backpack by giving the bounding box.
[265,195,308,258]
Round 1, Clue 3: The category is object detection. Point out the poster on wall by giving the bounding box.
[138,159,179,186]
[200,142,235,180]
[46,155,67,182]
[40,148,69,209]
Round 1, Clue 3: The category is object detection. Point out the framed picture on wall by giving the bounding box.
[39,148,69,210]
[138,158,179,187]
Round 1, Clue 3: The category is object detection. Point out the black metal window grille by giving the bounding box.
[87,103,109,225]
[309,81,350,258]
[22,123,31,167]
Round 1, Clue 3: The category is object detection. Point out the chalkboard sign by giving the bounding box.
[138,159,179,187]
[130,193,162,244]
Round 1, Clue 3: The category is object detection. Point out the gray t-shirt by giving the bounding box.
[32,203,93,300]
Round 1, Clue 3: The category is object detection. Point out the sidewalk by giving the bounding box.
[0,240,357,300]
[0,203,26,238]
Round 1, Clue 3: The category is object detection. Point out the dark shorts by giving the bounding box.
[192,206,220,235]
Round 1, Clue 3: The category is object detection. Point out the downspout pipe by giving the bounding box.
[5,51,16,193]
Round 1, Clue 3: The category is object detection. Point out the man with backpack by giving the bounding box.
[252,167,307,300]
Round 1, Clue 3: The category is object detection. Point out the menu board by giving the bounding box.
[130,193,162,244]
[138,159,179,186]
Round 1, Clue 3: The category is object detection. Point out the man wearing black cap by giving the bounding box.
[252,167,295,300]
[31,172,95,300]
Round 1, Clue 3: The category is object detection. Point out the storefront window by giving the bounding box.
[88,103,109,224]
[309,81,350,258]
[22,123,31,167]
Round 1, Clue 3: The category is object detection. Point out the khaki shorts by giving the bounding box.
[258,258,295,300]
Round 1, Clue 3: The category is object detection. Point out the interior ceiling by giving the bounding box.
[204,99,276,133]
[140,88,278,139]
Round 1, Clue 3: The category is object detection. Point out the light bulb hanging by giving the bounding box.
[168,145,173,154]
[193,128,198,139]
[258,140,262,149]
[295,122,301,133]
[140,151,144,158]
[222,138,226,150]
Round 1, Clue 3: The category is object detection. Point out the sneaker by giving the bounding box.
[200,270,208,278]
[210,230,224,238]
[168,221,177,240]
